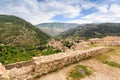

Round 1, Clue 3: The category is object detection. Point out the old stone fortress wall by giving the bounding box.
[34,46,110,74]
[0,46,111,80]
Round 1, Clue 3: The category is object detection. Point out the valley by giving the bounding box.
[36,23,79,36]
[1,0,120,80]
[0,15,120,80]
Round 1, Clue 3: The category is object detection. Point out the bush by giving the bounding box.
[54,37,60,41]
[25,46,36,51]
[41,46,61,55]
[37,45,46,51]
[68,65,92,79]
[62,41,73,49]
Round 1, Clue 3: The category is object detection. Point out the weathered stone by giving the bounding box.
[5,46,111,80]
[108,41,120,46]
[5,60,33,70]
[0,63,9,79]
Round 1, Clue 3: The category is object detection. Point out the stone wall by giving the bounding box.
[5,60,34,70]
[2,46,111,79]
[33,46,111,76]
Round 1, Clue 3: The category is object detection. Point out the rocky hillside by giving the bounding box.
[36,22,79,36]
[59,23,120,39]
[0,15,50,47]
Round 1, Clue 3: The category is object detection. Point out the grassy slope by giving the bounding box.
[0,14,50,47]
[95,46,120,68]
[59,23,120,39]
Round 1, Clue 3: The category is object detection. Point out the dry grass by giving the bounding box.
[94,45,120,68]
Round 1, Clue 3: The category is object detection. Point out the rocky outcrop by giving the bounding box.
[0,63,9,80]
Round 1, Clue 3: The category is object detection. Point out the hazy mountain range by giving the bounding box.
[1,14,120,47]
[36,23,79,36]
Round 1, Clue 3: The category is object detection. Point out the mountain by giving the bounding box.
[59,23,120,39]
[36,22,79,36]
[0,15,50,47]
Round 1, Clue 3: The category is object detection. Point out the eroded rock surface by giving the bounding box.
[0,63,9,80]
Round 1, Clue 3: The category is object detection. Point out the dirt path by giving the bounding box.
[39,58,120,80]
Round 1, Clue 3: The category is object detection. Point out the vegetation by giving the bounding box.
[95,46,120,68]
[41,46,61,55]
[0,45,61,65]
[34,74,41,79]
[0,14,50,47]
[0,45,38,65]
[59,23,120,39]
[103,61,120,68]
[0,14,53,65]
[54,37,60,41]
[68,65,92,79]
[62,40,74,49]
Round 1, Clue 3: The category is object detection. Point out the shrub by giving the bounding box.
[62,41,73,49]
[41,46,61,55]
[68,65,92,79]
[37,45,46,51]
[54,37,60,41]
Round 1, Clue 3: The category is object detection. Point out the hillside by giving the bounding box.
[36,22,79,36]
[59,23,120,39]
[0,15,50,47]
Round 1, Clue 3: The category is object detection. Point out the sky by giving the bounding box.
[0,0,120,24]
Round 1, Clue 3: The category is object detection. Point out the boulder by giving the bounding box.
[0,63,9,79]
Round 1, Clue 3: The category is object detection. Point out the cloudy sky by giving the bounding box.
[0,0,120,24]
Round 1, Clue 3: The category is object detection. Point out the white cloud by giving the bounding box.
[81,1,96,10]
[0,0,82,24]
[0,0,120,24]
[96,4,108,13]
[82,4,120,23]
[39,0,81,18]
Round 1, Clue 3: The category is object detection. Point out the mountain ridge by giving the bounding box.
[58,23,120,39]
[36,22,79,36]
[0,14,50,47]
